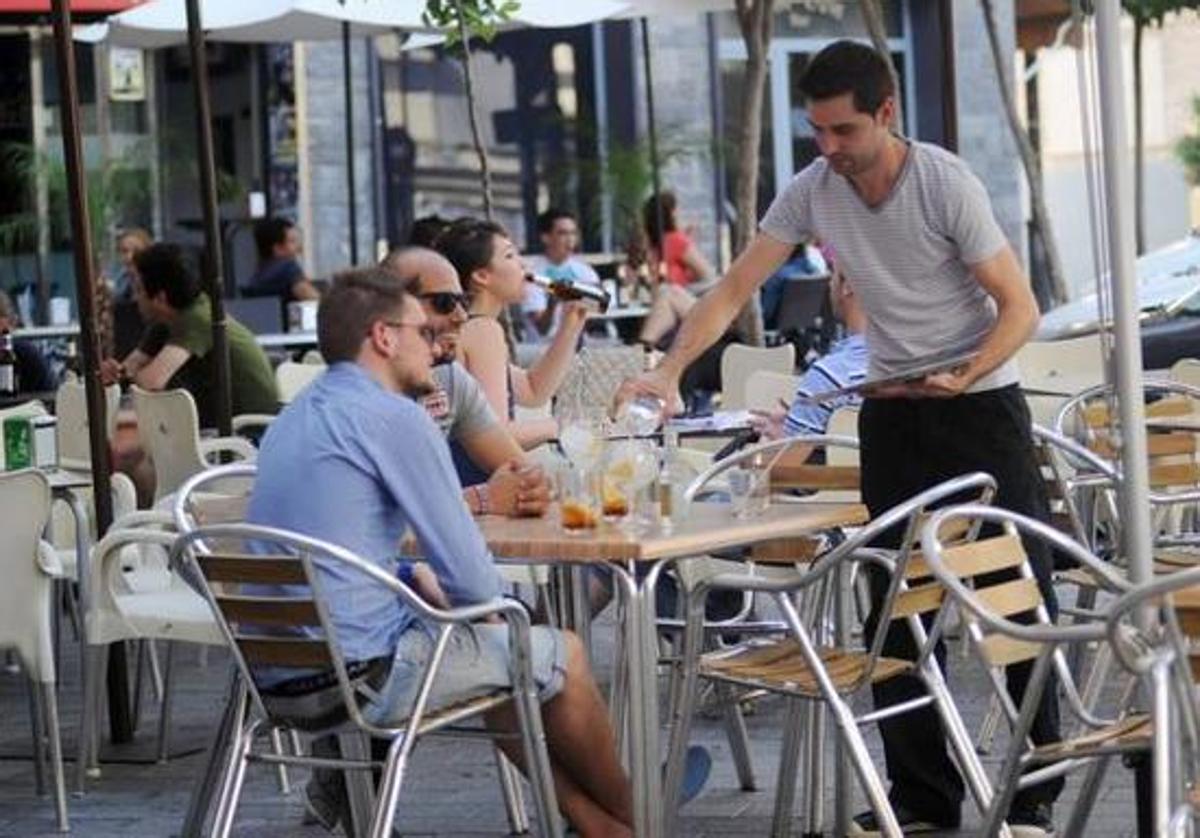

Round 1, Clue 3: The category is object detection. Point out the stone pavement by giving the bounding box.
[0,602,1143,837]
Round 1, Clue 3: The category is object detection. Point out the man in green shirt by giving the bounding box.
[100,242,278,427]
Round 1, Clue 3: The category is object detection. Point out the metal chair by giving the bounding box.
[920,503,1144,836]
[169,519,563,838]
[1104,565,1200,835]
[0,469,68,832]
[664,470,999,837]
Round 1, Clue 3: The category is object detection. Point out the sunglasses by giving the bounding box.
[418,291,468,315]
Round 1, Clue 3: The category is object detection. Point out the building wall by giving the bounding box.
[644,15,720,265]
[952,0,1026,261]
[300,39,377,280]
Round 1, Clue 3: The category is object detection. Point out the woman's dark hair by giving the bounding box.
[435,217,508,291]
[642,192,677,250]
[134,243,202,310]
[798,40,895,115]
[407,214,451,248]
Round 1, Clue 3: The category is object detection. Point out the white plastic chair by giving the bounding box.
[301,349,324,365]
[743,370,798,413]
[719,343,795,410]
[131,386,257,504]
[0,469,68,832]
[55,374,121,473]
[275,360,325,405]
[1170,357,1200,390]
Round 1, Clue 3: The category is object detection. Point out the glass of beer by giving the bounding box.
[558,465,599,534]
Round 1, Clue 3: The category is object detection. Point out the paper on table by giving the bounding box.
[666,410,754,434]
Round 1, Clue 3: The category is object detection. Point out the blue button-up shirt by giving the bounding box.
[247,362,504,663]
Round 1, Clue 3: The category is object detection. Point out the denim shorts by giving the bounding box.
[363,622,568,727]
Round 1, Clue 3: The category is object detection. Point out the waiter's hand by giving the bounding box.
[913,364,975,398]
[612,366,685,419]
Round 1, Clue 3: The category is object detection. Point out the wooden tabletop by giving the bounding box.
[401,500,867,564]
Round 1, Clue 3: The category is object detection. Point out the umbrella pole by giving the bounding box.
[49,0,125,741]
[343,20,359,265]
[185,0,233,437]
[640,17,666,266]
[1094,0,1154,598]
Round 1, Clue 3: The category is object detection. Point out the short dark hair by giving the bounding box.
[253,217,295,261]
[406,215,451,249]
[798,40,895,115]
[642,191,677,249]
[318,267,413,364]
[435,217,508,291]
[134,243,201,310]
[537,207,575,235]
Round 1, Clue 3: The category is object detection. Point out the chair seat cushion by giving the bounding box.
[1027,714,1151,763]
[699,638,910,696]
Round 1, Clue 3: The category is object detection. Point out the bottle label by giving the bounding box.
[0,365,14,394]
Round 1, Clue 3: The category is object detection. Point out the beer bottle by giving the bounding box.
[525,273,611,312]
[0,333,17,396]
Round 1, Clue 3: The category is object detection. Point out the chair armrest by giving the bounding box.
[36,539,65,577]
[199,436,258,463]
[232,413,275,435]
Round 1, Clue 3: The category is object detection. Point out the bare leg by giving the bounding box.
[639,285,696,346]
[486,631,632,837]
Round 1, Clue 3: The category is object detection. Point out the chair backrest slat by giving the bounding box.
[978,633,1042,667]
[217,595,321,627]
[907,533,1026,581]
[1149,462,1200,488]
[770,462,861,491]
[236,636,333,668]
[892,583,945,619]
[973,577,1042,619]
[200,554,307,585]
[1091,432,1195,459]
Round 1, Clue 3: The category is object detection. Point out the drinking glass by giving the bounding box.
[558,465,600,534]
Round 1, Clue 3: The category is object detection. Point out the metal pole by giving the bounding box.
[1094,0,1153,592]
[343,21,359,265]
[591,22,613,254]
[640,18,666,268]
[185,0,234,438]
[48,0,123,740]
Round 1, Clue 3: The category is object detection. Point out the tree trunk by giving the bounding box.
[731,0,774,346]
[861,0,903,131]
[979,0,1070,305]
[454,0,494,220]
[1133,14,1146,254]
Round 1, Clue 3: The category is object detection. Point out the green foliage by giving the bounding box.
[1177,96,1200,185]
[0,142,152,259]
[422,0,519,46]
[1121,0,1200,25]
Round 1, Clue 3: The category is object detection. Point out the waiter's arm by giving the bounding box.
[919,245,1039,397]
[659,234,792,379]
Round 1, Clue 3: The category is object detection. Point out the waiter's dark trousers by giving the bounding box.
[858,385,1065,821]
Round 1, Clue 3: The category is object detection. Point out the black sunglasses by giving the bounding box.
[418,291,468,315]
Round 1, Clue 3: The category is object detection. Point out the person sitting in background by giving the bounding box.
[636,192,719,348]
[113,228,152,302]
[100,243,278,427]
[250,267,633,837]
[750,269,868,450]
[242,217,321,306]
[437,218,589,461]
[0,289,57,393]
[522,208,601,343]
[380,245,551,517]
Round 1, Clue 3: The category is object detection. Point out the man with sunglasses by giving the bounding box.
[382,246,551,518]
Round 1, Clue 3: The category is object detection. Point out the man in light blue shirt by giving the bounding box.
[250,268,632,837]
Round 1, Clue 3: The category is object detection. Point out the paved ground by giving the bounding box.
[0,600,1144,837]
